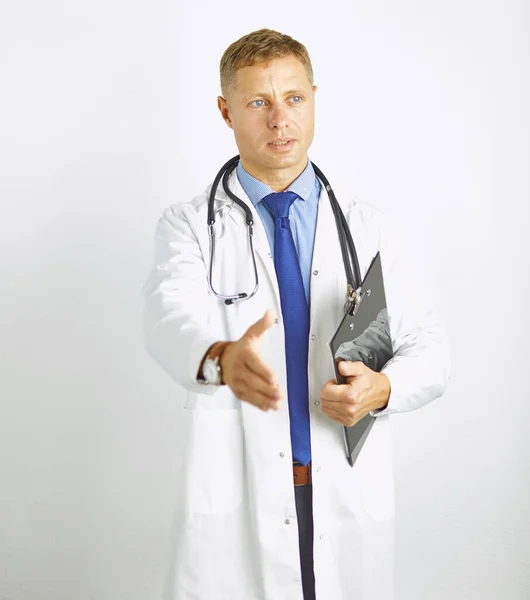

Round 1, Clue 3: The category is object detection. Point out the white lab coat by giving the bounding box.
[142,167,450,600]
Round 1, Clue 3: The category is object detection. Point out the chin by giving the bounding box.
[274,155,305,169]
[266,149,303,164]
[243,148,305,171]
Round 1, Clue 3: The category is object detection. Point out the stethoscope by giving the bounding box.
[207,155,363,310]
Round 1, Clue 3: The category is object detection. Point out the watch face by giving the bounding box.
[203,359,220,384]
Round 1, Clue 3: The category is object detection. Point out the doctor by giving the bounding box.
[143,28,450,600]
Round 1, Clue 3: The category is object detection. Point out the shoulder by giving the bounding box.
[161,184,212,227]
[330,192,407,268]
[336,194,390,245]
[150,185,213,252]
[341,194,385,224]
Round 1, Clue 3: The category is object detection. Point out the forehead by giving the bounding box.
[233,55,310,97]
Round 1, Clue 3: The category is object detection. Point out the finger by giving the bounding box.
[323,403,356,418]
[323,406,366,427]
[321,379,340,399]
[326,413,350,427]
[236,385,282,411]
[321,380,356,404]
[244,349,278,386]
[338,360,366,378]
[321,406,352,426]
[245,310,276,341]
[241,364,283,401]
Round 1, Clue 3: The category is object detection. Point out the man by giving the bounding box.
[143,28,450,600]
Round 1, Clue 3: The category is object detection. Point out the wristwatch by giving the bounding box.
[199,342,230,386]
[203,354,222,386]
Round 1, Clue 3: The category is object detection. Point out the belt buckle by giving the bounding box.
[293,460,312,486]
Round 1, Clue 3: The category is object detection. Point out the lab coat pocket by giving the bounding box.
[357,416,395,521]
[184,407,244,515]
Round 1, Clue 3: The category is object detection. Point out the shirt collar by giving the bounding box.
[236,158,317,208]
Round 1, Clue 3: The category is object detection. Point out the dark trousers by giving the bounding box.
[294,483,316,600]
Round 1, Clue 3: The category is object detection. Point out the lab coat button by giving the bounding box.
[313,269,319,276]
[274,317,280,324]
[285,519,291,525]
[316,467,321,473]
[319,534,324,540]
[311,334,316,341]
[279,452,285,458]
[314,400,320,406]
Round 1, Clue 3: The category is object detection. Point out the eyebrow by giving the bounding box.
[242,89,306,101]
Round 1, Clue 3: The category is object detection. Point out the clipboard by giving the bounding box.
[328,251,393,467]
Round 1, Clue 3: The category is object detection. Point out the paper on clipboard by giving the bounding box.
[328,251,393,467]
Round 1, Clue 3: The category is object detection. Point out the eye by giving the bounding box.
[291,96,303,103]
[251,99,265,107]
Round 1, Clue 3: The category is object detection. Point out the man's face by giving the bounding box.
[218,55,317,180]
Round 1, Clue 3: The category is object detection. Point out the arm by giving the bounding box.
[142,203,283,411]
[320,207,450,426]
[142,203,224,394]
[371,210,451,416]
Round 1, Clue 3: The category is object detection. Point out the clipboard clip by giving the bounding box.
[344,284,363,315]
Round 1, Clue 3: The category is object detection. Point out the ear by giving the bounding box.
[217,96,233,129]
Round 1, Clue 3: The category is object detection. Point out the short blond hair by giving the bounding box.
[220,28,314,99]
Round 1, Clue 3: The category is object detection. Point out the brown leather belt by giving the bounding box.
[293,461,312,486]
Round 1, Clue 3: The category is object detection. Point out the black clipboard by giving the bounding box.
[328,252,393,467]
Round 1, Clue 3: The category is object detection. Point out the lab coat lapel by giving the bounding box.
[309,183,344,330]
[214,168,281,303]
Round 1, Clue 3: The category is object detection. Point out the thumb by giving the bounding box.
[338,360,366,378]
[245,310,276,341]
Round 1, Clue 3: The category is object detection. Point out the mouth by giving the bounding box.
[267,139,295,151]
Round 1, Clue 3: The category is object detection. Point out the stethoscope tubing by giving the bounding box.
[207,155,362,307]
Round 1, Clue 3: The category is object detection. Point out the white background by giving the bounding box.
[1,1,529,599]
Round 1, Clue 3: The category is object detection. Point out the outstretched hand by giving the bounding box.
[221,310,283,412]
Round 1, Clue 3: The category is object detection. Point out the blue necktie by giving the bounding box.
[262,191,311,466]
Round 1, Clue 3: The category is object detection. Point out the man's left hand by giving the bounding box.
[320,361,391,427]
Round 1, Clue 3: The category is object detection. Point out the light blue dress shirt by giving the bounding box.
[236,159,321,307]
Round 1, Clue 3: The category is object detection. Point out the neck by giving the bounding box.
[241,157,308,192]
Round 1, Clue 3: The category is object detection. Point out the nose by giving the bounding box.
[268,101,290,130]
